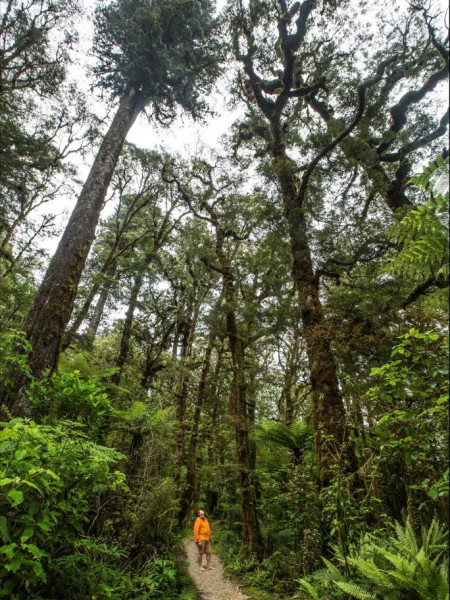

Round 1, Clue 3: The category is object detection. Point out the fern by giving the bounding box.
[386,156,449,283]
[321,556,344,578]
[347,556,397,587]
[334,580,376,599]
[307,518,449,600]
[297,578,320,599]
[255,419,313,462]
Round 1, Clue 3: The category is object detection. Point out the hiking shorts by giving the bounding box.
[196,540,211,554]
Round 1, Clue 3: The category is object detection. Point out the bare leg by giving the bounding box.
[198,553,205,571]
[206,552,215,569]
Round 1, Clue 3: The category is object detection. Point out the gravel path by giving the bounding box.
[183,537,250,600]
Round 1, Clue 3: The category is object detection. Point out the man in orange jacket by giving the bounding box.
[193,509,215,571]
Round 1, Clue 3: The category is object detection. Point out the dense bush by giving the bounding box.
[27,369,112,440]
[0,418,126,599]
[299,518,449,600]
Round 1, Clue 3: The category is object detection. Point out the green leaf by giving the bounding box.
[0,543,17,559]
[24,543,46,559]
[0,478,15,486]
[14,449,27,461]
[20,527,34,544]
[32,559,46,580]
[7,489,24,506]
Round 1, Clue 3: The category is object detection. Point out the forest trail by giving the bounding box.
[183,537,250,600]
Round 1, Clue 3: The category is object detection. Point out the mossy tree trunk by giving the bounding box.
[179,334,214,523]
[1,87,147,415]
[215,229,262,557]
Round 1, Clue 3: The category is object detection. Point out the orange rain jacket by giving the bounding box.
[194,517,211,542]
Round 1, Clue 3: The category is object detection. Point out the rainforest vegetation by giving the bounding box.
[0,0,448,599]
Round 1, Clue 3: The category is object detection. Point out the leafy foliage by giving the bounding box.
[0,331,32,400]
[0,418,126,599]
[367,328,448,522]
[0,0,448,597]
[27,370,112,439]
[387,156,449,282]
[299,519,449,600]
[93,0,222,121]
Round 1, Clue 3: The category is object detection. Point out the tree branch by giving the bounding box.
[401,273,449,308]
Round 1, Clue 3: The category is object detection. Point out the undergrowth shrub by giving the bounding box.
[0,417,126,599]
[0,331,31,406]
[129,478,180,560]
[27,370,111,440]
[298,518,449,600]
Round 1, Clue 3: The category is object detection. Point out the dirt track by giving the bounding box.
[183,537,250,600]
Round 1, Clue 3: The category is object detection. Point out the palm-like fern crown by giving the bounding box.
[255,420,313,462]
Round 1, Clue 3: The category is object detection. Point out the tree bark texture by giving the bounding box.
[276,151,358,485]
[179,335,214,523]
[111,270,143,386]
[216,230,262,557]
[1,88,147,414]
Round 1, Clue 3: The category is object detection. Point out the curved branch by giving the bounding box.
[401,273,449,308]
[377,65,449,154]
[298,84,367,200]
[379,108,449,162]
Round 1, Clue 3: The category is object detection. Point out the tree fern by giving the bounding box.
[255,420,313,463]
[386,156,449,283]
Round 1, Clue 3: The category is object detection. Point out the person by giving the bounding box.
[193,509,215,571]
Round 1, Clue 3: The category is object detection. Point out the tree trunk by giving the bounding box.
[275,147,357,486]
[127,430,144,482]
[63,264,117,349]
[1,87,146,415]
[111,271,143,387]
[175,302,200,466]
[87,270,116,338]
[179,335,214,524]
[140,323,173,388]
[278,326,302,426]
[216,230,262,557]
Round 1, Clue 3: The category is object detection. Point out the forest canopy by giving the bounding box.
[0,0,448,599]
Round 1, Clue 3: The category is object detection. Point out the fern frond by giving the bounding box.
[334,580,376,599]
[255,419,313,459]
[387,156,449,283]
[436,559,450,600]
[347,557,392,587]
[297,579,320,599]
[321,556,344,578]
[395,519,418,555]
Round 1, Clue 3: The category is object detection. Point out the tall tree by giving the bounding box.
[2,0,221,414]
[227,0,448,484]
[170,158,268,555]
